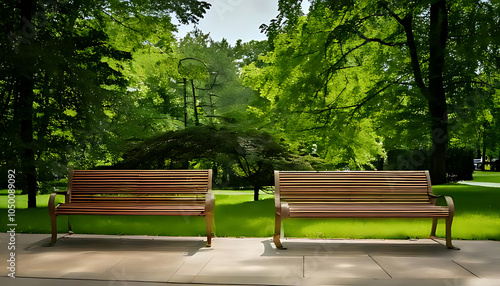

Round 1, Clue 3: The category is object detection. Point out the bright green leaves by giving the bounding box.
[252,0,500,174]
[63,109,77,117]
[245,1,426,169]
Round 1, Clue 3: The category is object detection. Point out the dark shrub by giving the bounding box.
[385,147,474,182]
[446,148,474,181]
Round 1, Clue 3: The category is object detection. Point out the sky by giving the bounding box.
[173,0,310,45]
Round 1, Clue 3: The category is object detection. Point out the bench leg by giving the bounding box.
[273,212,284,249]
[429,218,459,250]
[68,217,74,234]
[430,218,438,237]
[50,212,57,245]
[48,194,58,245]
[445,217,459,250]
[206,212,213,247]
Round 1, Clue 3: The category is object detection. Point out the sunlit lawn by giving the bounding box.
[1,172,499,240]
[472,171,500,183]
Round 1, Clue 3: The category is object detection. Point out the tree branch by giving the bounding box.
[311,76,403,116]
[321,40,369,77]
[380,3,429,100]
[356,31,404,47]
[99,9,170,55]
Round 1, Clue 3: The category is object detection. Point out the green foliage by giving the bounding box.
[176,30,268,129]
[2,0,499,202]
[2,3,135,188]
[244,8,389,169]
[0,0,212,197]
[116,126,322,191]
[248,0,500,176]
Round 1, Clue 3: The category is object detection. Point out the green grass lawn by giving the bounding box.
[1,173,499,241]
[472,171,500,183]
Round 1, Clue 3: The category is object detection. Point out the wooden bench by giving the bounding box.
[273,170,458,249]
[49,169,214,246]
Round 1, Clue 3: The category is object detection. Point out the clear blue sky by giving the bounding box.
[174,0,310,45]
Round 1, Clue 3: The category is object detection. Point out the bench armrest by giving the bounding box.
[48,192,67,219]
[430,194,455,217]
[48,192,66,209]
[429,193,443,205]
[205,192,215,214]
[443,195,455,217]
[280,202,290,218]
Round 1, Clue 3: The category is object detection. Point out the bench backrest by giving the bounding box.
[68,170,212,204]
[275,170,433,204]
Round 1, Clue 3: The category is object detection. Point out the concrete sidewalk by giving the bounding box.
[1,233,499,286]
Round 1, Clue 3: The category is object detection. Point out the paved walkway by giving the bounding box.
[457,181,500,188]
[1,233,500,286]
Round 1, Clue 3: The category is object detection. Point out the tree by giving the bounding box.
[252,0,500,183]
[116,126,320,200]
[176,30,267,128]
[112,31,319,200]
[1,0,210,207]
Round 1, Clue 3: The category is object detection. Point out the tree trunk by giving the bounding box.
[253,184,259,201]
[183,78,188,128]
[427,0,448,184]
[392,1,449,184]
[19,0,37,208]
[191,79,199,126]
[481,131,486,171]
[19,79,37,207]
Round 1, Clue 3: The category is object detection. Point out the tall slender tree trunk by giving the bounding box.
[481,130,486,171]
[253,184,260,201]
[389,0,449,184]
[427,0,449,184]
[191,79,199,125]
[19,0,37,207]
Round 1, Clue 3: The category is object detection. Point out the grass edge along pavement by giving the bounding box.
[468,171,500,183]
[0,174,499,241]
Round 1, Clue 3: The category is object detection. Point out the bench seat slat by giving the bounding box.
[70,194,208,198]
[288,212,449,218]
[56,202,206,216]
[56,205,205,209]
[282,199,431,203]
[66,198,206,202]
[55,210,205,216]
[71,189,208,194]
[280,189,429,194]
[288,203,448,212]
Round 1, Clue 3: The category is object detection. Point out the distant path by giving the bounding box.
[457,181,500,188]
